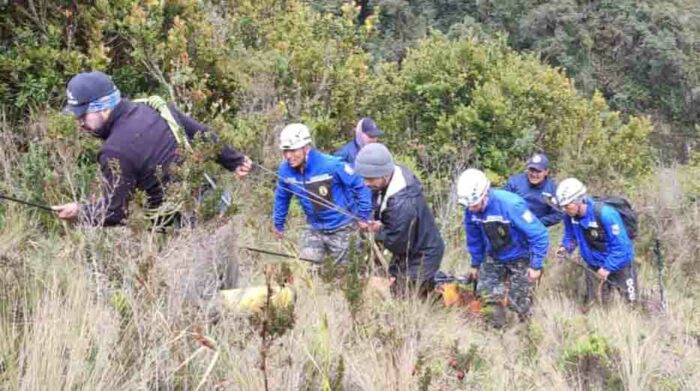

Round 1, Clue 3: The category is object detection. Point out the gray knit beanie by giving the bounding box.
[354,143,395,178]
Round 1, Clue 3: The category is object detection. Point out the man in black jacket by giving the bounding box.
[52,71,252,226]
[354,143,444,295]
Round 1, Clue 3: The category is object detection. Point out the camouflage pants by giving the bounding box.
[299,224,359,265]
[477,257,533,317]
[584,262,638,304]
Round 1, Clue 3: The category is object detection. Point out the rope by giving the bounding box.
[134,96,229,207]
[252,161,363,222]
[241,245,317,263]
[0,194,53,212]
[252,161,389,273]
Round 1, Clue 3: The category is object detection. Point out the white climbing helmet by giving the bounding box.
[555,178,587,206]
[279,123,312,150]
[457,169,491,207]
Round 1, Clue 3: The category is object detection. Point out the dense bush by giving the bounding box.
[1,0,652,197]
[358,0,699,160]
[362,37,651,186]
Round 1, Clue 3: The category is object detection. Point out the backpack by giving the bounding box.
[591,196,638,240]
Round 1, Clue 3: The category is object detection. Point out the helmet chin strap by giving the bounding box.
[302,145,311,168]
[577,201,588,217]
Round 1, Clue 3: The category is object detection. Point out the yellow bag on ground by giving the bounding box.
[220,285,296,314]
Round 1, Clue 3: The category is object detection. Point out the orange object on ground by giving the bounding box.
[435,283,482,316]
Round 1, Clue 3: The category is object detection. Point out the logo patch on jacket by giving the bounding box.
[611,224,621,236]
[522,210,534,223]
[344,164,354,175]
[318,185,329,197]
[497,225,507,237]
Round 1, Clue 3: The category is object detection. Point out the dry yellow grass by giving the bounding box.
[0,200,698,391]
[0,123,698,390]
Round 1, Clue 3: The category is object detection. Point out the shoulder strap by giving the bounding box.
[133,96,192,151]
[133,96,222,197]
[593,200,604,226]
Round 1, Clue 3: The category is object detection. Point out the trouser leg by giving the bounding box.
[583,264,602,305]
[505,258,533,319]
[322,224,360,265]
[608,262,638,303]
[478,257,507,328]
[299,228,326,264]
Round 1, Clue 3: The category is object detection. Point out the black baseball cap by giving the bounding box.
[359,118,383,137]
[64,71,117,117]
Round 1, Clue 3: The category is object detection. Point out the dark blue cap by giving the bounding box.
[527,153,549,171]
[360,118,383,137]
[64,71,117,117]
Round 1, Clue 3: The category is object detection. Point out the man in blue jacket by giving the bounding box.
[554,178,637,304]
[459,168,549,327]
[503,153,562,227]
[273,123,372,264]
[334,118,383,165]
[53,71,252,226]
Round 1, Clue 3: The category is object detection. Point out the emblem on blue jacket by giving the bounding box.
[612,224,620,236]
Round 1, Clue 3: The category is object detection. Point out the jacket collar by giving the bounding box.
[573,198,596,224]
[527,174,549,189]
[295,148,319,173]
[95,99,130,140]
[380,165,407,213]
[476,189,495,216]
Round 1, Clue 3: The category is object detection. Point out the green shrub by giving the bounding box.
[363,37,652,188]
[562,334,622,389]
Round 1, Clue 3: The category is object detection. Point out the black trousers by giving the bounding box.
[584,262,638,304]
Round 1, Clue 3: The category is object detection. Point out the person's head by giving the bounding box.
[279,123,313,169]
[525,153,550,185]
[555,178,587,217]
[355,118,383,147]
[354,143,395,191]
[457,168,491,213]
[64,71,121,136]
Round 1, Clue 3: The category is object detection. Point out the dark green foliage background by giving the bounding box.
[3,0,693,206]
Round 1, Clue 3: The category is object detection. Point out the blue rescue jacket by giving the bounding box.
[273,149,371,232]
[464,189,549,269]
[334,140,361,165]
[561,198,634,272]
[503,173,562,226]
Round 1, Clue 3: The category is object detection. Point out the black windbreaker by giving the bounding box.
[88,99,245,226]
[375,165,444,282]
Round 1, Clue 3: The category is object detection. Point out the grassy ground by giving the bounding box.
[0,179,698,391]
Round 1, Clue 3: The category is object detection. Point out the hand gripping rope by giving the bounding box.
[249,161,389,271]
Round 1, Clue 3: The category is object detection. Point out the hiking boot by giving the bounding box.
[491,304,506,329]
[517,311,531,323]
